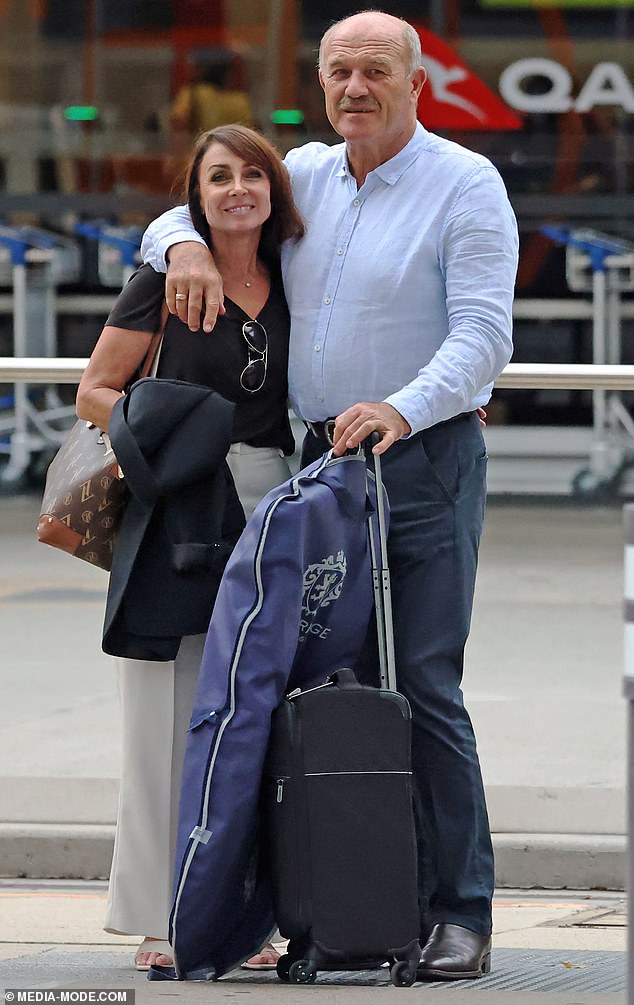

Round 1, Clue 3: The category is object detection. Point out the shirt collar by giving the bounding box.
[335,123,428,185]
[335,145,349,179]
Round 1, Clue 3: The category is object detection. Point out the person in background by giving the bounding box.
[76,124,303,972]
[167,53,255,182]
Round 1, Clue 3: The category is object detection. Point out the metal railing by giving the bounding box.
[3,358,634,389]
[0,358,89,383]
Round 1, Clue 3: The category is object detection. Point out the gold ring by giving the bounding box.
[175,293,187,301]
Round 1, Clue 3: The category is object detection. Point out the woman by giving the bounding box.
[76,125,304,971]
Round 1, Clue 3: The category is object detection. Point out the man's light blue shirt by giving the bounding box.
[141,123,518,434]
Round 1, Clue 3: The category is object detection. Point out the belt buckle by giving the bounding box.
[324,419,336,447]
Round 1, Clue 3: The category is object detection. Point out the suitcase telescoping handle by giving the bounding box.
[367,434,397,692]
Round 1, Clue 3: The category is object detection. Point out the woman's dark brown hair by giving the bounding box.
[184,125,305,271]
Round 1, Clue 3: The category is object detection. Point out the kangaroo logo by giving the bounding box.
[424,56,487,123]
[415,26,522,131]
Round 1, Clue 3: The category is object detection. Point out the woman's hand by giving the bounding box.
[166,242,225,333]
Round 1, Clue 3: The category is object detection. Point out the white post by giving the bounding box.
[592,268,607,451]
[623,504,634,1005]
[1,261,31,484]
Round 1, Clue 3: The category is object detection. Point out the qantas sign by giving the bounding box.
[415,27,522,130]
[416,28,634,130]
[499,58,634,114]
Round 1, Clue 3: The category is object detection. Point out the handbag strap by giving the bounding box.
[110,399,161,508]
[138,302,170,380]
[112,302,169,497]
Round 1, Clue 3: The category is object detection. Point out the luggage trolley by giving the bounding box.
[74,222,142,287]
[542,226,634,498]
[0,226,81,487]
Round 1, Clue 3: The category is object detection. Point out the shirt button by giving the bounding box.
[352,199,360,207]
[337,247,344,255]
[324,296,331,305]
[314,345,321,352]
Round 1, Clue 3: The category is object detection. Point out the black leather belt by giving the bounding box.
[305,411,476,445]
[305,419,336,445]
[435,409,477,429]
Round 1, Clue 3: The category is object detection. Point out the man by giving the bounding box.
[141,10,518,981]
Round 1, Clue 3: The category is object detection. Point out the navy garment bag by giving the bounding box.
[164,450,380,981]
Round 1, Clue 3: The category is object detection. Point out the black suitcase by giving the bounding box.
[262,445,421,987]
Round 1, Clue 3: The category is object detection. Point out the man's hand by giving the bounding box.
[166,242,225,333]
[331,402,411,457]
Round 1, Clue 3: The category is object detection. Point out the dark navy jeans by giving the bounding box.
[301,411,494,938]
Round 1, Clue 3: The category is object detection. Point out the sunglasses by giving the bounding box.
[240,320,268,393]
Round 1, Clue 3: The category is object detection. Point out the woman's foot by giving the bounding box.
[241,942,282,970]
[134,938,173,971]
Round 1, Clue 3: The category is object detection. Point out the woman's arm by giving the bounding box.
[76,326,154,431]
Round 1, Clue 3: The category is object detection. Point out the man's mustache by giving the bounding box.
[337,98,380,112]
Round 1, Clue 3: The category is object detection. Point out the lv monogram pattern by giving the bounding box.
[37,420,126,571]
[37,306,167,570]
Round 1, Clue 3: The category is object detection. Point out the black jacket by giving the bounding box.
[104,377,245,660]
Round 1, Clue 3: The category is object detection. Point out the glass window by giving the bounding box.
[0,0,631,427]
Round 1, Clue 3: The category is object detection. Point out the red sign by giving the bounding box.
[415,28,522,131]
[172,0,224,28]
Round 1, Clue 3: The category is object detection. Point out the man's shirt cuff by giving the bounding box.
[141,229,207,273]
[384,392,428,438]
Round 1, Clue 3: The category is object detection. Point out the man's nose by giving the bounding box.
[344,69,369,98]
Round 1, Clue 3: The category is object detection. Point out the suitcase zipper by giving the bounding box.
[304,770,410,776]
[287,681,334,700]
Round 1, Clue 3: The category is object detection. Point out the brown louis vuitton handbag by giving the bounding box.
[36,421,126,570]
[36,307,168,571]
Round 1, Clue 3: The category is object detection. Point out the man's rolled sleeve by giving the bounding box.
[140,206,206,273]
[383,390,433,438]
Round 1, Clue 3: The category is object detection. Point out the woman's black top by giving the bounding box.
[106,263,294,455]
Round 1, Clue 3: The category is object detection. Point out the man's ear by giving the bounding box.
[412,66,426,101]
[318,69,326,92]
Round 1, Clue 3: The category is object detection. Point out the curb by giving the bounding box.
[493,833,625,890]
[0,824,626,889]
[0,824,113,880]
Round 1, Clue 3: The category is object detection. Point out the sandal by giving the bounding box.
[241,941,283,970]
[134,938,173,972]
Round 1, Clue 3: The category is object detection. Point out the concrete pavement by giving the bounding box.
[0,882,627,1002]
[0,491,627,887]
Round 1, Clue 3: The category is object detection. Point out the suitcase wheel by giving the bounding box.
[390,960,417,987]
[287,959,318,984]
[276,954,292,982]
